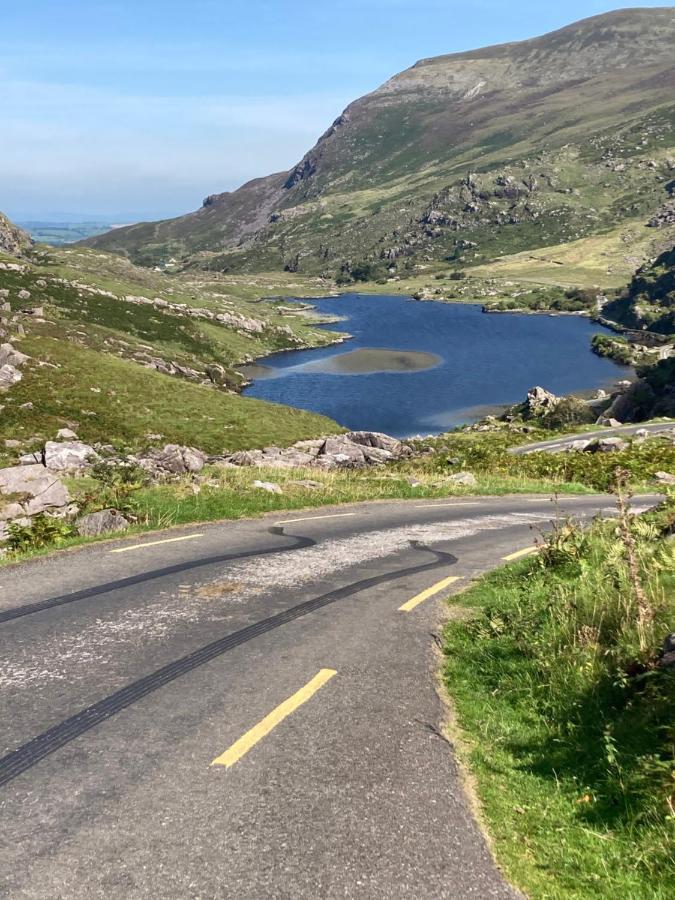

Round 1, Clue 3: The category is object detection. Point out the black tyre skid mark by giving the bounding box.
[0,540,457,787]
[0,527,312,625]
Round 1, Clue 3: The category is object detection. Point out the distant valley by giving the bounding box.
[18,221,120,246]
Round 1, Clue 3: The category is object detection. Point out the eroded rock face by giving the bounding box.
[0,464,70,518]
[44,441,100,472]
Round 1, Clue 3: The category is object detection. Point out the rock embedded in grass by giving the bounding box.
[76,508,130,537]
[252,480,283,494]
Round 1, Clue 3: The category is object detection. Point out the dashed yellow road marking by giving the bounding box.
[212,669,337,769]
[110,534,204,554]
[399,575,462,612]
[274,512,357,525]
[502,545,539,561]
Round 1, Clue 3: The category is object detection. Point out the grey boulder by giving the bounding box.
[139,444,207,475]
[0,342,29,368]
[44,440,100,471]
[0,464,70,518]
[0,364,22,390]
[76,508,129,537]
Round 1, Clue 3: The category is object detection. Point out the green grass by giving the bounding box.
[423,430,675,493]
[0,332,341,459]
[442,506,675,898]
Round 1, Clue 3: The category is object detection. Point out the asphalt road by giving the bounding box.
[0,493,661,898]
[510,420,675,454]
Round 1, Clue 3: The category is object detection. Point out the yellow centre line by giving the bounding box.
[211,668,337,769]
[110,533,204,554]
[274,512,356,525]
[399,575,462,612]
[502,545,539,561]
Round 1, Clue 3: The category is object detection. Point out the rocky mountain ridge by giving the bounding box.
[83,8,675,279]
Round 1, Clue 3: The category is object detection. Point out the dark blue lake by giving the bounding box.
[243,294,628,437]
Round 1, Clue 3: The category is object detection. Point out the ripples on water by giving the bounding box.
[243,294,629,437]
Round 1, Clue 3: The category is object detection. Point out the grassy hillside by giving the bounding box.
[84,9,675,281]
[603,244,675,334]
[0,241,343,464]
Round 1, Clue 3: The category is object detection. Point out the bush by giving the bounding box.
[86,459,150,513]
[6,514,76,553]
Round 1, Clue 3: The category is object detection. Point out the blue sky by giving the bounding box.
[2,1,671,221]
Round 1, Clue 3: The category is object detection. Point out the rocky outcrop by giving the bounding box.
[0,212,32,257]
[136,444,208,476]
[221,431,412,471]
[524,386,561,417]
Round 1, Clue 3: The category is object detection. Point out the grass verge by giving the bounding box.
[1,466,595,567]
[442,494,675,898]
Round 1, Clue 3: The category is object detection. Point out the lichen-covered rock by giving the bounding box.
[56,427,79,440]
[586,437,629,453]
[525,386,560,416]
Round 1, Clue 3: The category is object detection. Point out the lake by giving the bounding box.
[242,294,629,437]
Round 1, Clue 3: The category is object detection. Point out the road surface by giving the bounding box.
[510,420,674,455]
[0,493,661,898]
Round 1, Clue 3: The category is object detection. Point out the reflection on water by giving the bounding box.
[244,294,630,437]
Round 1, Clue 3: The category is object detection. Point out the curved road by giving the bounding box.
[0,493,661,898]
[510,420,674,455]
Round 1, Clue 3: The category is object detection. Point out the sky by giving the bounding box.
[2,1,672,222]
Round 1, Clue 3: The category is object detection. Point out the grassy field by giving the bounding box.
[442,499,675,898]
[0,245,347,465]
[0,331,342,461]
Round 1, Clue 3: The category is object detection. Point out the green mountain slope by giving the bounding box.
[84,8,675,279]
[604,244,675,333]
[0,218,343,464]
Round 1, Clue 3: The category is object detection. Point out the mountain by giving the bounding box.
[84,8,675,279]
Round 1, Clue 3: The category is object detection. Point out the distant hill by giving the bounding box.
[84,7,675,280]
